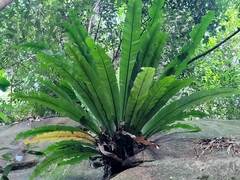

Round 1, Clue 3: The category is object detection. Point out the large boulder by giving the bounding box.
[112,119,240,180]
[1,118,240,180]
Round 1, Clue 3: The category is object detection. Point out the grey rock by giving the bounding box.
[112,119,240,180]
[1,118,240,180]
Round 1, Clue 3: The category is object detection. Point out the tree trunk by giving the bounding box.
[0,0,14,11]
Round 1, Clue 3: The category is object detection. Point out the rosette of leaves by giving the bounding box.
[12,0,240,179]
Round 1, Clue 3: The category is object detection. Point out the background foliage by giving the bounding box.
[0,0,240,123]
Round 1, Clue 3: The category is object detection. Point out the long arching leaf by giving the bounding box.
[11,92,100,135]
[132,0,166,80]
[86,37,121,127]
[38,52,115,136]
[62,9,94,66]
[125,67,155,132]
[15,125,96,141]
[161,11,215,78]
[145,78,194,120]
[142,87,240,138]
[65,44,115,136]
[133,22,167,81]
[30,145,98,180]
[38,53,102,127]
[38,78,75,105]
[43,140,96,153]
[133,77,193,134]
[133,75,175,133]
[23,131,95,144]
[119,0,142,120]
[38,53,104,127]
[146,0,165,30]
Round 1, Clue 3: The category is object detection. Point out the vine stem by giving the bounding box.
[188,27,240,64]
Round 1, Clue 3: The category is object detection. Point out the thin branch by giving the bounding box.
[88,0,101,35]
[188,27,240,64]
[112,29,123,63]
[94,15,102,41]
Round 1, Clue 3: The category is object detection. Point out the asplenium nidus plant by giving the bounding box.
[12,0,240,179]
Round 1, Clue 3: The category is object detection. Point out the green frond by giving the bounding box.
[161,11,215,78]
[146,0,165,30]
[15,41,47,53]
[11,92,100,135]
[132,21,167,83]
[86,37,121,127]
[58,80,78,102]
[133,77,193,134]
[37,53,101,124]
[171,110,209,121]
[63,9,94,66]
[37,51,115,136]
[12,92,83,121]
[145,78,194,119]
[15,125,96,141]
[38,78,75,105]
[138,23,168,69]
[30,142,98,180]
[43,140,96,153]
[65,43,115,136]
[142,87,240,138]
[119,0,142,119]
[125,67,155,132]
[163,123,201,132]
[132,0,166,77]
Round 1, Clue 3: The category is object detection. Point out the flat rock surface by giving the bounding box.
[1,118,240,179]
[112,119,240,180]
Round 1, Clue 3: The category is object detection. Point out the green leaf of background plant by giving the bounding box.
[0,77,10,92]
[2,154,11,162]
[0,147,10,151]
[0,112,9,123]
[14,41,47,53]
